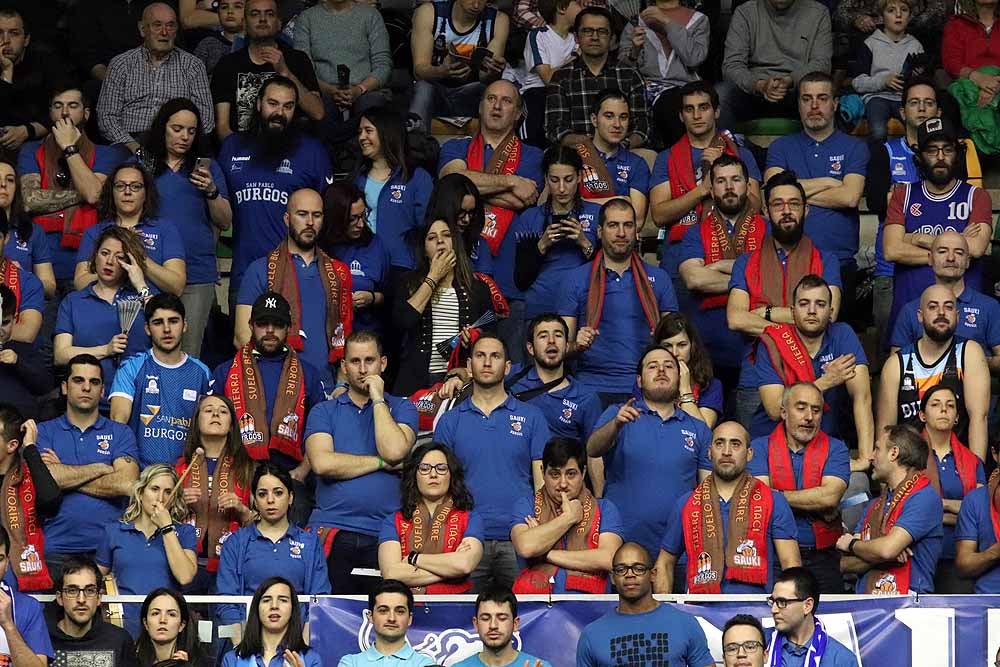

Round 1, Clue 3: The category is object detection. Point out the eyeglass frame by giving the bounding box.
[767,596,808,609]
[611,562,651,576]
[59,585,101,599]
[417,463,450,475]
[722,640,765,655]
[113,181,146,194]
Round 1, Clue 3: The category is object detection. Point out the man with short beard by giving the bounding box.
[877,283,990,459]
[456,588,550,667]
[883,116,994,334]
[654,420,800,594]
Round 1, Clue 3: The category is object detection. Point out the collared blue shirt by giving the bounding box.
[38,415,139,553]
[455,651,552,667]
[96,521,198,594]
[930,447,985,559]
[766,130,869,266]
[77,218,186,294]
[305,392,418,536]
[438,139,545,193]
[5,588,53,659]
[558,260,678,394]
[223,648,323,667]
[595,403,711,554]
[506,365,603,442]
[338,643,436,667]
[584,146,650,199]
[891,287,1000,353]
[956,485,1000,592]
[354,167,433,270]
[576,604,713,667]
[770,629,859,667]
[332,236,392,333]
[4,228,51,274]
[434,395,550,539]
[749,433,851,547]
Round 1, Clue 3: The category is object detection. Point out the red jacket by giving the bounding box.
[942,13,1000,78]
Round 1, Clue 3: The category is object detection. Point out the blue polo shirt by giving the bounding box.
[853,484,943,594]
[77,219,185,295]
[456,652,551,667]
[155,160,230,285]
[338,644,435,667]
[929,448,984,559]
[506,365,603,442]
[38,415,139,553]
[216,522,330,623]
[4,228,51,274]
[434,395,550,539]
[1,585,54,660]
[956,485,1000,592]
[438,139,545,193]
[218,131,333,288]
[17,140,122,280]
[765,130,869,266]
[305,392,418,536]
[576,604,713,667]
[749,433,852,547]
[332,236,391,333]
[595,404,711,554]
[109,350,211,467]
[354,167,433,270]
[557,260,677,394]
[660,487,797,593]
[223,648,323,667]
[583,147,650,199]
[768,630,859,667]
[751,322,868,439]
[890,287,1000,353]
[96,521,198,594]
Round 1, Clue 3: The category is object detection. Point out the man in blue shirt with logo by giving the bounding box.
[434,334,549,592]
[337,579,435,667]
[306,331,418,594]
[456,588,552,667]
[0,213,44,345]
[955,449,1000,593]
[34,354,139,578]
[109,293,211,468]
[767,568,859,667]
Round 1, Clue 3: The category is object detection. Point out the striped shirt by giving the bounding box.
[429,287,461,376]
[97,46,215,145]
[513,0,607,30]
[545,57,649,145]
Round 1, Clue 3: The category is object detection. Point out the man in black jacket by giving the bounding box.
[0,285,51,420]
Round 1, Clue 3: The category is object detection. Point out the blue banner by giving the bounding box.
[309,595,1000,666]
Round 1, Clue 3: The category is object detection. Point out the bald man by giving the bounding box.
[235,187,352,386]
[878,283,990,459]
[97,2,214,150]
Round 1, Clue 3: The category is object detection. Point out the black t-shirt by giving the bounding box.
[210,43,321,132]
[48,618,137,667]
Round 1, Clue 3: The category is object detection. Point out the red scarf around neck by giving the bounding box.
[698,209,766,310]
[861,472,931,594]
[757,324,817,386]
[467,131,522,256]
[2,460,52,591]
[395,499,472,594]
[923,431,979,497]
[745,236,823,310]
[666,132,739,242]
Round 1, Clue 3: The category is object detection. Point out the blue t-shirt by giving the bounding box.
[305,393,418,536]
[155,160,230,285]
[558,260,678,394]
[222,648,323,667]
[765,130,869,266]
[929,447,985,559]
[77,219,186,295]
[585,147,650,199]
[378,510,485,546]
[596,404,712,555]
[354,167,434,270]
[506,365,603,442]
[96,521,198,594]
[218,131,333,287]
[660,487,797,593]
[456,652,552,667]
[576,603,713,667]
[751,322,868,439]
[853,484,944,594]
[748,433,851,548]
[890,287,1000,353]
[332,236,391,333]
[338,645,435,667]
[364,176,383,234]
[4,228,52,274]
[768,629,859,667]
[434,395,550,539]
[955,485,1000,593]
[109,350,211,467]
[38,415,139,553]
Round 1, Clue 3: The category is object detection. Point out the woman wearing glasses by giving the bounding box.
[73,163,187,297]
[0,159,56,298]
[426,173,494,277]
[377,442,483,593]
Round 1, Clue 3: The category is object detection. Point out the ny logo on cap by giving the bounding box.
[265,297,277,308]
[926,118,943,132]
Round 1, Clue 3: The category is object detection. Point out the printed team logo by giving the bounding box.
[692,551,717,585]
[901,375,915,392]
[910,203,923,217]
[580,217,593,231]
[510,421,522,433]
[483,211,498,239]
[217,530,233,555]
[893,162,906,175]
[19,545,41,574]
[239,413,264,443]
[277,159,294,175]
[331,323,346,351]
[873,573,898,595]
[357,611,522,664]
[350,260,364,276]
[97,440,110,452]
[966,312,977,326]
[289,539,305,559]
[733,540,761,567]
[617,165,631,182]
[509,415,526,437]
[139,405,161,426]
[145,376,160,395]
[277,413,300,441]
[560,407,574,423]
[830,161,842,173]
[230,155,250,173]
[682,431,696,452]
[14,240,27,252]
[391,188,403,201]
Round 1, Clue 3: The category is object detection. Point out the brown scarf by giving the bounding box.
[860,471,930,594]
[1,459,52,591]
[575,139,615,199]
[177,454,248,573]
[467,131,522,256]
[395,497,472,594]
[745,236,824,310]
[585,250,659,332]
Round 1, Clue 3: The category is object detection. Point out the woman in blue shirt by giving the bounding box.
[135,587,207,665]
[0,159,55,297]
[653,313,724,427]
[221,577,320,667]
[426,173,494,276]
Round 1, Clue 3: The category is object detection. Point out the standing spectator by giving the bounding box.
[0,285,52,419]
[222,577,322,667]
[69,0,151,84]
[211,0,324,141]
[767,568,860,666]
[337,580,435,667]
[1,160,54,298]
[455,588,552,667]
[97,3,214,151]
[0,525,54,665]
[193,0,247,75]
[134,588,205,666]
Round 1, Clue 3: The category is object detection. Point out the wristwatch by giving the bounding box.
[62,145,80,159]
[206,187,220,200]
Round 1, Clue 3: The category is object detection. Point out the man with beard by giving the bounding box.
[235,187,352,385]
[767,568,859,666]
[883,116,994,334]
[654,420,800,594]
[727,170,842,432]
[576,542,713,667]
[877,284,990,460]
[434,335,549,591]
[557,199,677,406]
[838,424,943,594]
[587,346,711,558]
[456,588,551,667]
[211,0,324,140]
[218,76,333,310]
[677,154,767,388]
[750,383,852,593]
[109,293,211,468]
[338,579,435,666]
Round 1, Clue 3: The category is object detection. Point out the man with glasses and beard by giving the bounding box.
[877,283,990,460]
[766,568,858,666]
[883,116,994,335]
[219,76,333,312]
[576,542,713,667]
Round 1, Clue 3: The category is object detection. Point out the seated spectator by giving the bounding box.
[97,3,213,151]
[337,579,435,667]
[109,294,211,468]
[49,556,135,667]
[222,577,321,667]
[721,615,767,667]
[653,313,723,426]
[408,0,510,132]
[211,0,324,142]
[144,98,232,357]
[54,227,151,409]
[0,286,52,419]
[192,0,246,75]
[135,588,205,666]
[293,0,393,143]
[180,0,225,33]
[427,173,495,277]
[837,424,943,594]
[455,587,553,667]
[68,0,148,85]
[546,7,649,148]
[511,437,623,593]
[942,0,1000,90]
[378,442,484,593]
[1,161,54,298]
[74,164,186,297]
[0,524,54,663]
[717,0,832,130]
[848,0,924,144]
[836,0,947,51]
[321,183,392,336]
[619,0,709,147]
[515,0,603,30]
[0,209,43,344]
[767,568,860,667]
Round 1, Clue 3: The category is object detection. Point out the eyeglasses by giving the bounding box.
[723,641,765,655]
[113,181,145,193]
[458,208,475,220]
[578,27,610,37]
[768,200,804,211]
[349,209,369,224]
[61,585,100,599]
[417,463,450,475]
[611,563,650,576]
[767,596,807,609]
[922,145,956,157]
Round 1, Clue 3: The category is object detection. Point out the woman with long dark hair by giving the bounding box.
[425,173,493,276]
[144,97,232,356]
[221,577,318,667]
[0,159,55,297]
[135,588,205,666]
[653,312,722,426]
[378,443,483,592]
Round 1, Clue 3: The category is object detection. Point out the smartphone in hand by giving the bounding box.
[194,157,211,173]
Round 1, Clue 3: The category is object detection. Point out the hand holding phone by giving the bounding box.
[194,157,210,173]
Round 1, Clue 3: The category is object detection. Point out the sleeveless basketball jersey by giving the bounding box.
[895,339,966,427]
[433,1,497,62]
